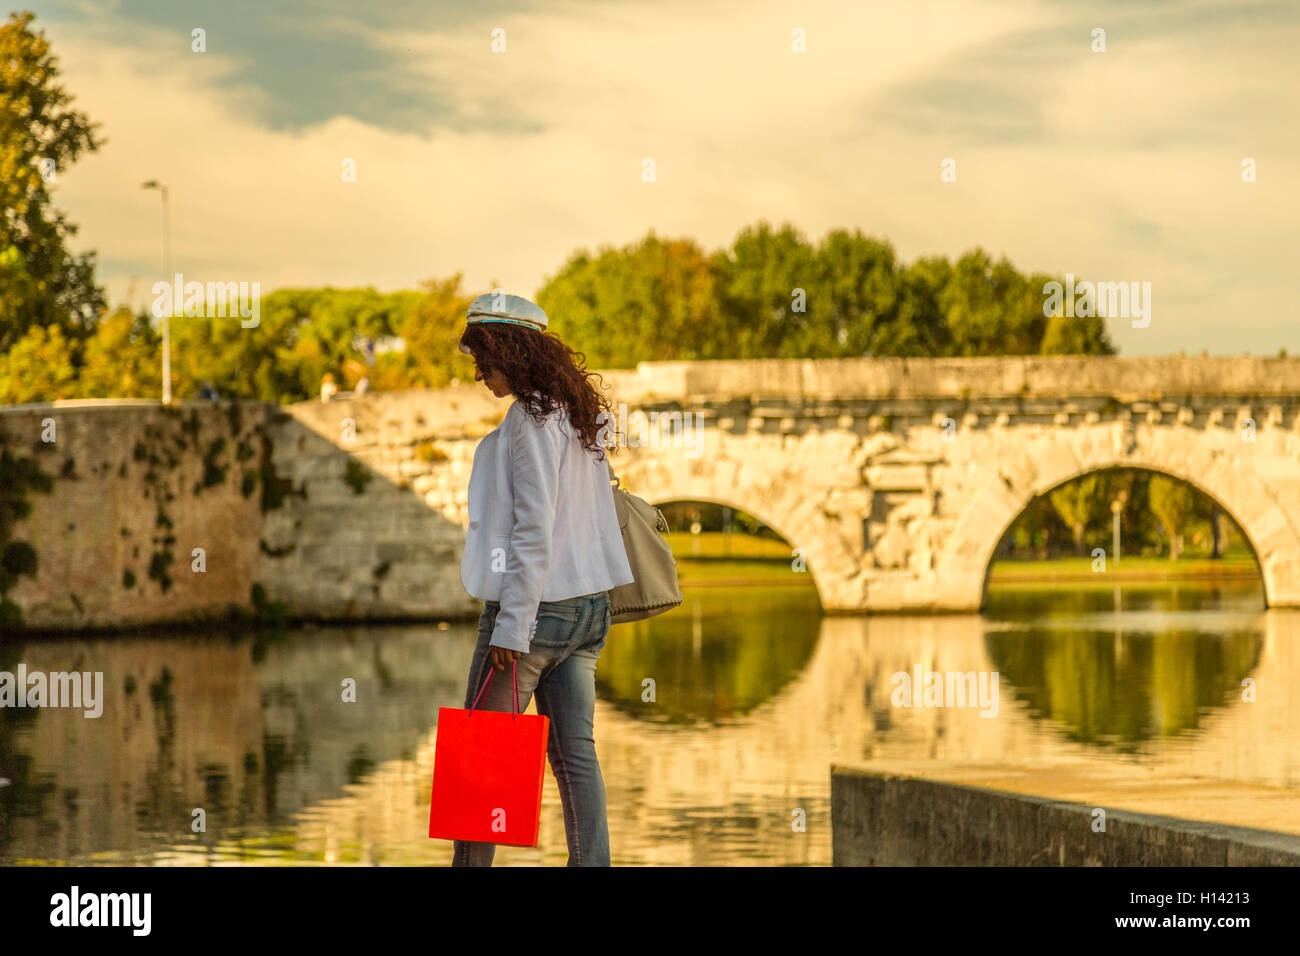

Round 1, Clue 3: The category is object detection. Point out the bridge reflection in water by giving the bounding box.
[3,579,1296,866]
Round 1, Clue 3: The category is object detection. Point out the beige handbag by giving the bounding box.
[606,460,683,624]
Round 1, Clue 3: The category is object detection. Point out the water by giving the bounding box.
[2,577,1293,866]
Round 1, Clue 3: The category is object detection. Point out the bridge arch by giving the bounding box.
[609,451,852,611]
[938,439,1300,611]
[643,489,836,608]
[975,463,1266,608]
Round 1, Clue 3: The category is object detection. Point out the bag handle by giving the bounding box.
[607,459,668,533]
[468,659,520,719]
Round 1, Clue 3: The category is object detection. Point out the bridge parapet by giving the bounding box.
[605,356,1300,403]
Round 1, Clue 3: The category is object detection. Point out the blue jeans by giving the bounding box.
[451,590,613,866]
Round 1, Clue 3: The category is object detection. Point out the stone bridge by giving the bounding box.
[592,356,1300,612]
[7,356,1300,631]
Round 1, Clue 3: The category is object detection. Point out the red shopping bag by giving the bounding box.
[428,661,550,846]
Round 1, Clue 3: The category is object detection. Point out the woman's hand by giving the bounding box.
[490,646,522,671]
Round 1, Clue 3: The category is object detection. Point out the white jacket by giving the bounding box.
[460,397,635,652]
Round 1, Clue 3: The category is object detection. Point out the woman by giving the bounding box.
[452,292,635,867]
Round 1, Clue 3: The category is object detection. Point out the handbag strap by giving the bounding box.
[606,459,669,532]
[468,659,520,719]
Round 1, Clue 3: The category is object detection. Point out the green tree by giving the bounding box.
[0,245,35,323]
[1039,270,1116,355]
[0,322,77,402]
[1041,310,1114,355]
[539,231,725,367]
[539,222,1117,365]
[1048,473,1108,556]
[1148,473,1197,560]
[167,286,422,403]
[713,221,820,358]
[939,249,1035,356]
[817,229,902,356]
[714,223,916,358]
[78,306,160,398]
[0,12,105,351]
[891,255,953,356]
[390,274,476,389]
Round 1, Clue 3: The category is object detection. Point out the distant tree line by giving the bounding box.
[2,15,1119,403]
[1,226,1120,404]
[536,224,1114,367]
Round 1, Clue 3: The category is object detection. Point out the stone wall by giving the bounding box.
[255,387,506,622]
[2,400,267,631]
[8,356,1300,631]
[831,767,1300,865]
[1,387,515,631]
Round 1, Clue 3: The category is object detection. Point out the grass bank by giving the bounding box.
[667,532,1261,587]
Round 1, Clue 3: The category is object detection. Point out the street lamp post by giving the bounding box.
[142,180,171,404]
[1110,497,1123,566]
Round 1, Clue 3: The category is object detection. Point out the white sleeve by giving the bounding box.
[490,405,566,651]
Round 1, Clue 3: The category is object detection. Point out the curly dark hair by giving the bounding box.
[458,321,616,463]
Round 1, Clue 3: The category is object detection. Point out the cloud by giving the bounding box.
[25,0,1300,356]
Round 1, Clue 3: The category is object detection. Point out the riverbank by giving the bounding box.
[673,550,1261,589]
[989,554,1259,583]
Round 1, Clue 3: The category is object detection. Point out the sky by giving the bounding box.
[22,0,1300,356]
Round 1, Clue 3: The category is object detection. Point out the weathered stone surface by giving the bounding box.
[8,357,1300,629]
[831,766,1300,866]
